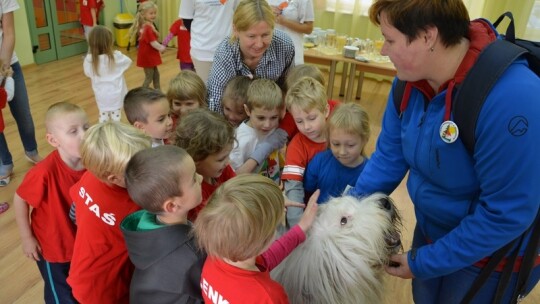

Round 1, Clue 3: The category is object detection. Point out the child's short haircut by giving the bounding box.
[124,87,167,124]
[246,79,283,111]
[285,76,327,113]
[45,102,86,131]
[125,145,191,213]
[285,64,325,91]
[81,122,151,181]
[175,108,235,162]
[327,103,371,155]
[223,76,252,107]
[194,174,284,262]
[167,70,207,107]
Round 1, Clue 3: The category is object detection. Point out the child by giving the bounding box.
[13,102,89,303]
[222,75,252,127]
[0,64,14,186]
[124,87,173,147]
[304,103,371,203]
[80,0,104,40]
[121,145,205,303]
[285,64,326,92]
[229,78,288,184]
[67,122,151,304]
[161,18,194,71]
[84,25,132,123]
[194,174,319,303]
[129,1,166,89]
[282,76,339,227]
[166,70,207,128]
[175,108,236,221]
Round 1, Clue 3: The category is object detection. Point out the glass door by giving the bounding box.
[25,0,87,64]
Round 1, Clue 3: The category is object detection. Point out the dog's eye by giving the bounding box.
[340,217,348,225]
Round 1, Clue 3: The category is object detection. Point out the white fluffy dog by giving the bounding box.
[272,193,401,304]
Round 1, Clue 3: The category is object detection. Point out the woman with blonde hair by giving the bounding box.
[206,0,295,113]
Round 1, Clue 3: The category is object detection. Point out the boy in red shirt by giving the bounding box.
[67,122,151,304]
[194,175,319,304]
[13,102,89,303]
[80,0,104,40]
[282,76,339,228]
[162,18,194,71]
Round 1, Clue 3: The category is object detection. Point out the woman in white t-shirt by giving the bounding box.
[268,0,314,64]
[0,0,41,187]
[179,0,240,83]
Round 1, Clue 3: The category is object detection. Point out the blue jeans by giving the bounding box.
[0,61,38,166]
[411,226,540,303]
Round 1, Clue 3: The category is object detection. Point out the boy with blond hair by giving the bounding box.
[67,122,151,304]
[14,102,89,303]
[124,87,173,147]
[194,175,319,303]
[229,79,288,184]
[283,76,340,227]
[121,145,205,303]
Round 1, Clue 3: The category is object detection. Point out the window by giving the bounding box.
[325,0,373,15]
[524,0,540,39]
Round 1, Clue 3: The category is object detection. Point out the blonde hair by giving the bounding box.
[231,0,275,42]
[125,146,191,213]
[285,76,327,113]
[129,1,159,43]
[223,76,252,108]
[167,70,207,107]
[327,103,371,156]
[175,108,235,162]
[285,64,325,91]
[246,78,283,111]
[81,122,151,181]
[87,25,114,77]
[194,174,284,261]
[45,102,87,132]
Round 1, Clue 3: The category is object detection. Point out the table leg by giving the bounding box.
[340,62,348,96]
[345,62,356,102]
[356,72,365,100]
[327,60,337,99]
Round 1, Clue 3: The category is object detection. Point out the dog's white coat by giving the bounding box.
[272,194,398,304]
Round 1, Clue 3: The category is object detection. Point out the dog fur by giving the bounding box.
[272,193,401,304]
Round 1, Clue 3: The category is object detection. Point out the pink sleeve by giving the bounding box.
[261,225,306,271]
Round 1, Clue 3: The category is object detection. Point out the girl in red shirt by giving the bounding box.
[129,1,165,90]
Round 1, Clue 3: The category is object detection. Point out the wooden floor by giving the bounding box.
[0,47,537,303]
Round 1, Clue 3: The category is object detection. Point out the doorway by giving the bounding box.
[24,0,88,64]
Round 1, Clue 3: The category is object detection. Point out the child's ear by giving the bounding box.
[107,174,126,188]
[133,121,145,131]
[324,103,330,119]
[46,132,59,147]
[163,198,179,213]
[243,104,251,117]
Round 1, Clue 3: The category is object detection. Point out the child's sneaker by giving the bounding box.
[0,163,13,187]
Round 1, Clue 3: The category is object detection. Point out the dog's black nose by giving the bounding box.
[380,197,392,210]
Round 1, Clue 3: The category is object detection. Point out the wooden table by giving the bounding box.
[304,48,397,101]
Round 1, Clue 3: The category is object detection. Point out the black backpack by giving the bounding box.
[392,11,540,304]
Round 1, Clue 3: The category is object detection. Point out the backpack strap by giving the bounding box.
[392,79,407,118]
[453,39,527,154]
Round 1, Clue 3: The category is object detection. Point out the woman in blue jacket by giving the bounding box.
[351,0,540,303]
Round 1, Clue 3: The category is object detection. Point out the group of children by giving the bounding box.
[12,2,375,299]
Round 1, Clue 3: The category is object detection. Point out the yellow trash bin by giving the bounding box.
[114,13,134,47]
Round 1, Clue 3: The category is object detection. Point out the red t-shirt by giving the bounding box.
[201,257,289,304]
[188,164,236,222]
[79,0,103,26]
[168,19,192,63]
[281,99,340,181]
[16,150,85,262]
[137,23,162,68]
[68,171,140,304]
